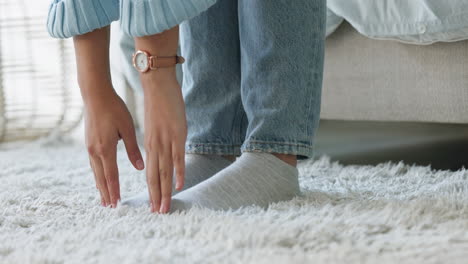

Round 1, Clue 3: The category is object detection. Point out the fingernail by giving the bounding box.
[136,159,144,170]
[175,182,182,190]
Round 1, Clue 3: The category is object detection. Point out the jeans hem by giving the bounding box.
[186,143,242,156]
[241,140,314,160]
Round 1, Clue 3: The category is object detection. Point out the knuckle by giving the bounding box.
[172,154,183,164]
[88,143,111,156]
[106,177,117,186]
[144,145,153,153]
[176,170,185,179]
[100,146,112,156]
[147,176,158,186]
[159,169,171,181]
[87,145,97,156]
[144,139,156,152]
[177,172,185,180]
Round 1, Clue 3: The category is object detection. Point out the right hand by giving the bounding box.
[84,89,144,208]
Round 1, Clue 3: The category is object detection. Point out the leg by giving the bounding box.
[121,0,244,207]
[239,0,326,161]
[170,0,327,212]
[181,0,247,156]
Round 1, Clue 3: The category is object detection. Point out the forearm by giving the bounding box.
[134,26,179,95]
[133,26,186,213]
[73,26,115,106]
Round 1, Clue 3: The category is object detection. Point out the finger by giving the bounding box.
[172,141,185,191]
[89,158,98,189]
[159,143,174,214]
[89,158,105,206]
[146,151,161,213]
[120,125,144,171]
[92,158,111,207]
[101,146,120,208]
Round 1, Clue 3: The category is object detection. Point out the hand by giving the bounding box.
[142,68,187,213]
[71,26,144,207]
[84,89,144,208]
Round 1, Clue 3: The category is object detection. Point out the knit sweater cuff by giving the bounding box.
[120,0,217,37]
[47,0,120,39]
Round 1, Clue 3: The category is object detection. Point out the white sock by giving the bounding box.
[121,154,233,207]
[170,152,301,212]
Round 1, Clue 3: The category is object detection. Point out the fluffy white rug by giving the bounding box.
[0,139,467,264]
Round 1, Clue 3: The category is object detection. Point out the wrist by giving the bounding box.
[80,82,117,107]
[140,68,178,91]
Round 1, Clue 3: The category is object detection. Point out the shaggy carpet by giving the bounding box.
[0,138,467,264]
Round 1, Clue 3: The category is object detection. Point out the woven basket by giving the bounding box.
[0,0,83,143]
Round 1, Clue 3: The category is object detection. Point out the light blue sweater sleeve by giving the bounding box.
[46,0,217,38]
[120,0,217,37]
[47,0,120,38]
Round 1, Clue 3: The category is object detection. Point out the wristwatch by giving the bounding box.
[132,50,185,73]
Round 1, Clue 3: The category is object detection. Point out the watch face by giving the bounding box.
[134,51,149,72]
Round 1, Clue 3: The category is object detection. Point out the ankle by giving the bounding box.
[272,153,297,167]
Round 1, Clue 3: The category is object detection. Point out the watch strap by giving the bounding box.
[149,55,185,69]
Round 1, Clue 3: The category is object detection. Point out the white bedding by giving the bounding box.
[326,0,468,44]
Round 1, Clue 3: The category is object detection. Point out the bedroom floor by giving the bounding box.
[1,122,467,263]
[0,139,467,263]
[315,120,468,171]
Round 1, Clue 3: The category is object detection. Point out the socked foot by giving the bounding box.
[121,154,233,207]
[170,152,301,212]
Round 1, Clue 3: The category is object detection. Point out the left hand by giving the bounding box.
[141,68,187,213]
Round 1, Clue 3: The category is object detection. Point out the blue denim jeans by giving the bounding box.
[180,0,326,159]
